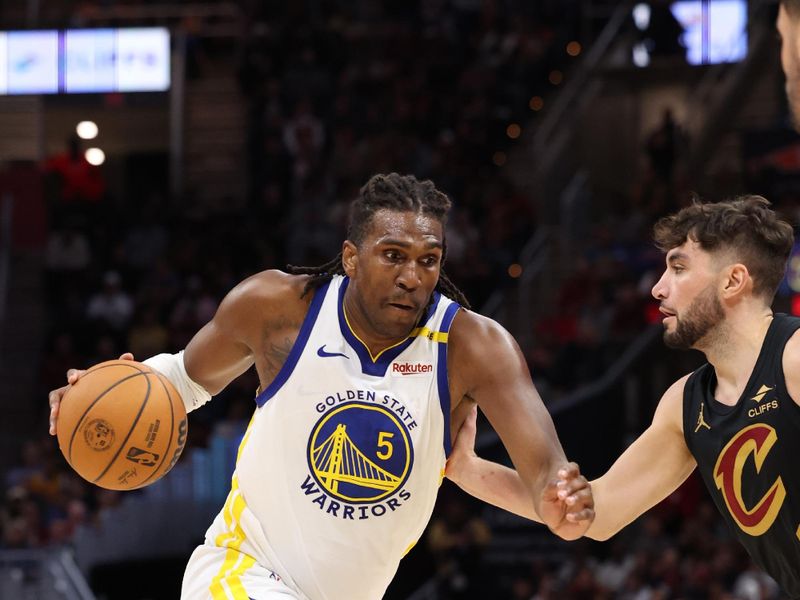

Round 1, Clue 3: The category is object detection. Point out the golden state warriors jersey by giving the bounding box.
[205,275,460,600]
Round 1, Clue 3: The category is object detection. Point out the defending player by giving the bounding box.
[48,173,593,600]
[447,196,800,597]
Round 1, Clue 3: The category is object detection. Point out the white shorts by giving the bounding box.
[181,544,301,600]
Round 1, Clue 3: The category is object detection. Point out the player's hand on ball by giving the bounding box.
[48,352,134,435]
[540,463,595,540]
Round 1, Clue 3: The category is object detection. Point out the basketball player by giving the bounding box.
[447,196,800,597]
[47,173,594,600]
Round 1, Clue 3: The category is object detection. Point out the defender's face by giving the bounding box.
[778,5,800,130]
[651,240,725,349]
[345,209,443,339]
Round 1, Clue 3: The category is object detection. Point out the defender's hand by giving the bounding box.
[540,463,595,540]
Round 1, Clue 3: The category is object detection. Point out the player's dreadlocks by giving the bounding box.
[287,173,471,309]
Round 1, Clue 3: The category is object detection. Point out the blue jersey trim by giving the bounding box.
[255,280,330,407]
[437,301,461,457]
[337,277,440,377]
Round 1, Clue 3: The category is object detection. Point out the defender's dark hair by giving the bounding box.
[287,173,470,308]
[653,195,795,302]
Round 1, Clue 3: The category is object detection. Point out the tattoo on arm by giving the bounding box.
[262,337,293,381]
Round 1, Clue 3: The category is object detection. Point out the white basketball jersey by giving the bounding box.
[204,275,461,600]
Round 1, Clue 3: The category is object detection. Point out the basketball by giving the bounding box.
[56,360,188,491]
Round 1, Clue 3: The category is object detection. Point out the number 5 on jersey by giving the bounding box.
[377,432,394,459]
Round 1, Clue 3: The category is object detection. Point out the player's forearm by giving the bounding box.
[583,474,660,541]
[583,477,623,541]
[447,456,542,523]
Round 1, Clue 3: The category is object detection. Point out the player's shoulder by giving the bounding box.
[654,373,692,430]
[234,270,311,301]
[664,372,692,400]
[447,309,520,374]
[448,309,513,351]
[784,326,800,362]
[218,270,314,320]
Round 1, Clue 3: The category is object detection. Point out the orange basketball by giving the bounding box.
[56,360,188,491]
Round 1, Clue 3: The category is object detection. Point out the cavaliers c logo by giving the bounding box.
[307,402,413,504]
[713,423,786,536]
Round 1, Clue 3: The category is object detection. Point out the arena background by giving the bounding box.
[1,1,799,598]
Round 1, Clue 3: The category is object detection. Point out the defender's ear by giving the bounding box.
[342,241,358,277]
[721,263,750,300]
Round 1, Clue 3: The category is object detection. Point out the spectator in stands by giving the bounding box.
[1,486,42,548]
[43,135,106,228]
[645,108,686,186]
[86,270,134,334]
[168,275,217,348]
[127,304,169,359]
[44,221,92,274]
[121,203,168,271]
[39,333,83,412]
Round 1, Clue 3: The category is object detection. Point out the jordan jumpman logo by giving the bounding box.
[695,401,711,432]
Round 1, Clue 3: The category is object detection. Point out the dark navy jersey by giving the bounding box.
[683,314,800,598]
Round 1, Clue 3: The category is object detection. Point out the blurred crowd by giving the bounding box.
[423,476,784,600]
[1,1,798,599]
[233,0,587,309]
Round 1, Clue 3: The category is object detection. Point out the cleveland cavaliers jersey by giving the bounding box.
[204,275,461,600]
[683,314,800,598]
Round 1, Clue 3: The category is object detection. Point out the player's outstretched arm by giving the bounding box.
[447,311,594,540]
[48,270,307,435]
[587,375,696,540]
[446,373,697,542]
[47,273,264,435]
[446,405,591,526]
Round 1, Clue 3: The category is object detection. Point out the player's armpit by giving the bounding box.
[586,375,696,541]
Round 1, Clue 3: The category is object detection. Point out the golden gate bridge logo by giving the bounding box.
[307,402,412,503]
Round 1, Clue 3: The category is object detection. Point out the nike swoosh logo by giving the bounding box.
[317,345,349,359]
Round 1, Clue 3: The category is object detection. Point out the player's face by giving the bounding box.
[651,240,725,350]
[778,5,800,130]
[343,209,443,340]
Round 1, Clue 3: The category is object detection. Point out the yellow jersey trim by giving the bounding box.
[342,307,448,363]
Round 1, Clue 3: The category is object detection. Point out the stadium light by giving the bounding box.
[85,147,105,166]
[76,121,98,140]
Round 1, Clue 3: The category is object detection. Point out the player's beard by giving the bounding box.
[663,285,724,350]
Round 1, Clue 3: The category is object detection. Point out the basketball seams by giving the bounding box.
[57,359,187,490]
[65,370,150,463]
[93,374,152,485]
[137,372,177,487]
[85,361,150,375]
